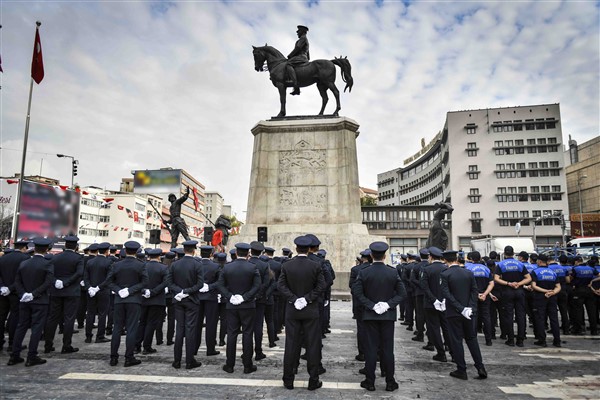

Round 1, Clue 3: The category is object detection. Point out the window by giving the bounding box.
[525,119,535,130]
[548,137,557,144]
[515,139,524,146]
[540,162,548,169]
[503,122,513,132]
[134,203,146,212]
[494,140,503,147]
[99,215,110,223]
[493,125,502,133]
[471,212,481,233]
[467,142,477,149]
[536,119,546,129]
[518,186,528,202]
[550,161,559,168]
[499,211,510,226]
[531,186,540,201]
[546,118,556,129]
[520,211,530,225]
[514,120,523,131]
[468,165,479,180]
[469,188,481,203]
[467,150,478,157]
[466,127,476,134]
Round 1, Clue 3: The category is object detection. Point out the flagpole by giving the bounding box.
[11,21,42,243]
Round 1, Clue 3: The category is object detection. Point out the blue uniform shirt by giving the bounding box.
[531,267,558,290]
[496,258,527,283]
[548,263,568,284]
[524,262,537,274]
[572,265,598,287]
[465,262,493,293]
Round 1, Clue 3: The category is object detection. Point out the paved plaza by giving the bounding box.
[1,300,599,399]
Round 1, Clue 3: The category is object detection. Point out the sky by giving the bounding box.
[1,0,598,220]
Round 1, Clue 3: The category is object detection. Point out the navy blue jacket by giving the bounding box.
[441,265,478,318]
[84,255,113,291]
[142,260,168,306]
[106,256,148,305]
[14,254,54,305]
[420,261,447,309]
[216,258,260,310]
[198,258,220,302]
[49,249,83,297]
[167,255,204,305]
[0,250,31,293]
[354,262,406,321]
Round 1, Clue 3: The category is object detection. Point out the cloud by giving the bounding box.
[0,1,597,218]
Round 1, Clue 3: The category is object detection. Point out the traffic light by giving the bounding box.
[72,160,78,176]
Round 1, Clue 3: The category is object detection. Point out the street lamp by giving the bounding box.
[577,173,588,238]
[57,153,77,188]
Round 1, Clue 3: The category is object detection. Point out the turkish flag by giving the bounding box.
[134,211,139,223]
[31,27,44,84]
[117,205,124,210]
[59,185,69,191]
[7,179,19,184]
[192,187,199,212]
[103,197,114,203]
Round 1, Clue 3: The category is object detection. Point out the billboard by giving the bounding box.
[0,180,80,242]
[133,169,182,194]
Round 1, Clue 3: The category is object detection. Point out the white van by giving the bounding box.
[568,237,600,256]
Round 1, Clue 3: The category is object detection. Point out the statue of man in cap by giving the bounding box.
[286,25,310,96]
[167,186,191,248]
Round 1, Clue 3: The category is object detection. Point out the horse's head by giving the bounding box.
[252,45,266,72]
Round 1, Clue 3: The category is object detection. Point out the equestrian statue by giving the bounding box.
[252,25,353,117]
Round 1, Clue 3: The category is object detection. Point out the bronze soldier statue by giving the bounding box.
[286,25,310,96]
[167,187,191,248]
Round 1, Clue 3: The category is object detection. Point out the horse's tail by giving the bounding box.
[332,57,354,93]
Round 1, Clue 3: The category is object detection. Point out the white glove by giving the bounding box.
[372,303,383,314]
[440,299,446,312]
[217,294,222,302]
[118,288,130,299]
[142,289,151,298]
[88,287,98,297]
[324,300,329,307]
[174,291,189,302]
[229,295,242,305]
[55,280,64,290]
[294,297,308,310]
[461,307,473,320]
[433,299,442,311]
[20,293,33,302]
[373,301,390,314]
[234,294,245,305]
[164,287,169,294]
[0,286,10,296]
[80,280,85,287]
[199,283,209,293]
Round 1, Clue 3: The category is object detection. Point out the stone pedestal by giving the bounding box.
[234,116,381,291]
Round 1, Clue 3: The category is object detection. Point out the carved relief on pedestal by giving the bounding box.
[279,140,327,186]
[279,186,327,211]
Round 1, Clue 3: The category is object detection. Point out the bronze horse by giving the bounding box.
[252,45,353,117]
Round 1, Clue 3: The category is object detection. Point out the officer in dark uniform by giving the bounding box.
[420,247,449,361]
[571,257,599,335]
[349,249,372,361]
[0,240,31,352]
[83,242,113,343]
[278,236,326,391]
[77,244,98,329]
[354,241,406,392]
[306,234,332,338]
[494,246,531,347]
[167,240,204,369]
[440,250,487,380]
[398,254,414,327]
[248,241,270,361]
[44,235,83,354]
[264,247,282,345]
[464,251,494,346]
[410,249,430,341]
[105,245,119,335]
[530,254,562,347]
[317,249,335,335]
[106,241,149,367]
[216,242,261,374]
[136,248,167,354]
[214,252,228,347]
[196,245,221,357]
[8,238,54,367]
[163,251,177,345]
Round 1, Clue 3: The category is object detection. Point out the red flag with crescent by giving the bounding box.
[31,27,44,84]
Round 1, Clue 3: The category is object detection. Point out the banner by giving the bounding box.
[133,169,181,194]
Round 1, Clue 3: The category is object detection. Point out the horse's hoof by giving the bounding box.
[333,112,339,117]
[277,113,285,117]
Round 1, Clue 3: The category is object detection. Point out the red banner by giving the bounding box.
[31,27,44,84]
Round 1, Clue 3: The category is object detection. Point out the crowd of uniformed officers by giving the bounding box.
[1,234,598,392]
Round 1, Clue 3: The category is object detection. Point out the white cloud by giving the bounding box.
[0,1,598,217]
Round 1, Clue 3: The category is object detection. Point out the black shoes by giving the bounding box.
[167,341,175,346]
[359,367,366,375]
[44,346,55,354]
[355,353,365,361]
[172,361,181,369]
[255,353,266,361]
[206,350,220,356]
[222,364,234,373]
[422,344,435,351]
[307,380,323,391]
[386,381,399,392]
[412,335,424,342]
[218,340,225,347]
[95,337,110,343]
[84,337,93,344]
[534,340,547,347]
[449,370,468,380]
[109,357,118,366]
[406,326,414,331]
[360,380,375,391]
[505,340,515,347]
[318,366,326,375]
[7,356,24,366]
[553,341,562,348]
[186,360,202,370]
[432,353,447,362]
[25,356,47,367]
[243,365,257,374]
[485,339,493,346]
[283,381,294,390]
[142,348,157,355]
[124,358,141,367]
[268,342,277,348]
[516,340,524,347]
[475,366,488,380]
[61,346,79,354]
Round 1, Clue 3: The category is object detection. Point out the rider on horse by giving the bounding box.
[287,25,310,96]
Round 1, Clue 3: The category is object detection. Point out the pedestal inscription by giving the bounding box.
[279,186,327,211]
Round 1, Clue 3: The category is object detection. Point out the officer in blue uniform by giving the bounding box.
[247,241,270,360]
[465,251,494,346]
[349,249,372,361]
[8,238,54,367]
[106,240,149,367]
[420,247,449,361]
[441,250,487,380]
[216,242,261,374]
[136,248,167,354]
[354,241,406,392]
[0,239,31,352]
[410,249,430,341]
[494,246,531,347]
[83,242,113,344]
[44,235,83,354]
[306,234,333,339]
[548,255,571,335]
[398,254,414,328]
[571,257,599,335]
[196,245,221,357]
[530,254,562,347]
[167,240,204,369]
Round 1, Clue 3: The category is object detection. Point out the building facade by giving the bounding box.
[377,104,569,250]
[205,191,224,225]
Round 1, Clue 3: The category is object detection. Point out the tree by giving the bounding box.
[360,196,377,206]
